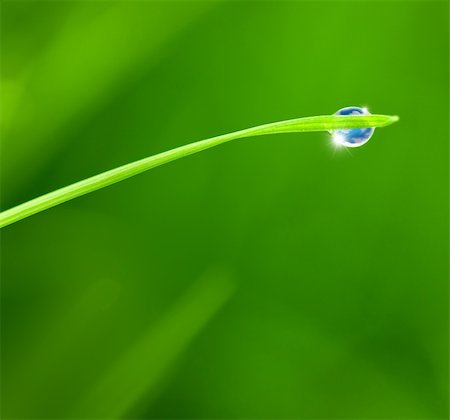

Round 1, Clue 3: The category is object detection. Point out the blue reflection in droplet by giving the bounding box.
[332,106,374,148]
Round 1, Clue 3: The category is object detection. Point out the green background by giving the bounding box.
[1,1,448,418]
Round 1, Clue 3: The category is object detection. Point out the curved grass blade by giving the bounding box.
[0,114,398,229]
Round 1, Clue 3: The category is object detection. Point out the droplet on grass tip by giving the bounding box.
[332,106,374,148]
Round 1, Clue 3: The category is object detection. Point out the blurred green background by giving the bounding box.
[1,1,448,418]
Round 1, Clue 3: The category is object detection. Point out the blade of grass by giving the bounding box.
[71,269,234,419]
[0,114,398,229]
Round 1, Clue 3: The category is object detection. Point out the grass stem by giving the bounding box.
[0,114,398,228]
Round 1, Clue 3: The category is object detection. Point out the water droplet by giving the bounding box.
[332,106,374,148]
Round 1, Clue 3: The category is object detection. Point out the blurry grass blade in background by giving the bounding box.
[72,270,234,419]
[3,278,121,417]
[0,114,398,228]
[1,1,214,200]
